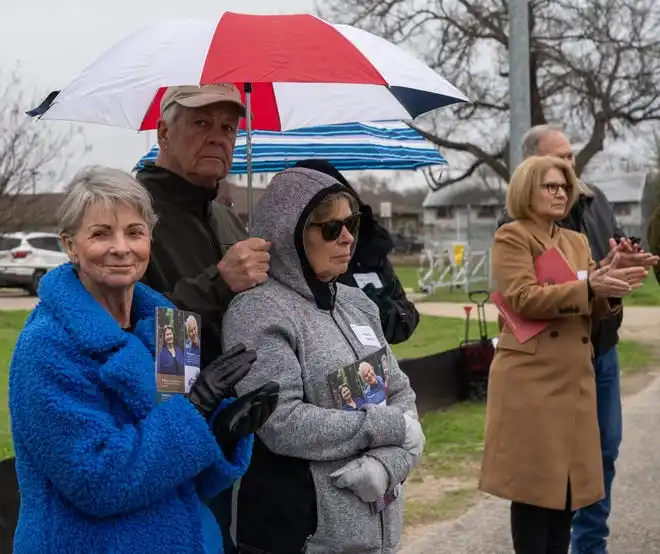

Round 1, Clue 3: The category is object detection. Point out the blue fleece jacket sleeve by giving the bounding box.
[10,342,222,519]
[195,399,254,501]
[196,434,253,501]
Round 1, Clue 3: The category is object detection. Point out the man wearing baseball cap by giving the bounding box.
[136,83,268,554]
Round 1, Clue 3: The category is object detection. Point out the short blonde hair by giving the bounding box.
[506,155,580,220]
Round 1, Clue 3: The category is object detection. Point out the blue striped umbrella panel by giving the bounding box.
[133,121,447,174]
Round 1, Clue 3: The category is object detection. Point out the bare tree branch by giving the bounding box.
[0,68,89,231]
[320,0,660,184]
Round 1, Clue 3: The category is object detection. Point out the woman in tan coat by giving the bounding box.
[479,155,647,554]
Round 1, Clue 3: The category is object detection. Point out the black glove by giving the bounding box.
[362,283,378,300]
[188,343,256,420]
[363,283,394,313]
[211,381,280,458]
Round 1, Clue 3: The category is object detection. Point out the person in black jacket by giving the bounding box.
[137,84,273,554]
[294,159,420,344]
[498,124,657,554]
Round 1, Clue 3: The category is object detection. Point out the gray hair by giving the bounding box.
[161,102,182,125]
[521,124,564,159]
[185,314,198,330]
[358,361,373,378]
[57,165,158,236]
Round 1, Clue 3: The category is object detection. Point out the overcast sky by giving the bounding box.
[0,1,317,188]
[1,1,648,194]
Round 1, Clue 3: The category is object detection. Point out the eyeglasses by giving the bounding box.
[308,213,361,242]
[541,183,572,196]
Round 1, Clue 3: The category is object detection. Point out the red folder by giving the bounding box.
[534,247,577,286]
[492,291,549,343]
[493,248,577,343]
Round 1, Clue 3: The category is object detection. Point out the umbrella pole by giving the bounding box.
[244,83,254,235]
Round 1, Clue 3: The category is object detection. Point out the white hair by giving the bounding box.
[358,362,373,378]
[57,165,158,236]
[185,315,198,330]
[521,124,565,159]
[161,102,182,125]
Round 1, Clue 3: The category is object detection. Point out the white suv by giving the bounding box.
[0,232,69,296]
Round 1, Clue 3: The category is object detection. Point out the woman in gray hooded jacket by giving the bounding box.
[222,167,425,554]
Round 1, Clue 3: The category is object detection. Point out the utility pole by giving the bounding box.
[508,0,531,173]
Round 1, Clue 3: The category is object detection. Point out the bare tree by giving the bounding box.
[320,0,660,188]
[0,69,89,231]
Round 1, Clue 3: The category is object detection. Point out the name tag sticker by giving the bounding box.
[353,272,383,289]
[350,324,381,347]
[577,270,588,281]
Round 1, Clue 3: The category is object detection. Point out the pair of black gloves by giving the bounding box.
[188,343,279,458]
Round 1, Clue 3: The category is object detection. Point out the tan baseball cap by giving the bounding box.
[160,84,246,116]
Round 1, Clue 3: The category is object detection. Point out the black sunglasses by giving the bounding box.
[309,213,361,242]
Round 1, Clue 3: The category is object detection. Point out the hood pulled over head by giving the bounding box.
[252,167,351,310]
[293,159,393,263]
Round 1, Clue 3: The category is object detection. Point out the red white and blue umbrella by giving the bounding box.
[27,12,467,232]
[27,12,468,132]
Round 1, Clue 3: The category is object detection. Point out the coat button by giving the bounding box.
[581,337,589,344]
[550,331,559,338]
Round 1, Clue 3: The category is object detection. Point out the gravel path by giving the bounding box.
[401,369,660,553]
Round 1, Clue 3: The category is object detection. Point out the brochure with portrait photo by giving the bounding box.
[154,307,201,403]
[327,346,391,412]
[327,346,395,514]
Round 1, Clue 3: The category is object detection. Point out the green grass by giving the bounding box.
[0,310,29,459]
[404,487,482,526]
[403,402,486,526]
[420,283,491,303]
[394,265,419,292]
[391,315,499,361]
[618,340,655,374]
[417,402,486,476]
[624,274,660,306]
[395,265,660,306]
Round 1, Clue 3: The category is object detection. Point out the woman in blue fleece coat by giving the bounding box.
[8,166,278,554]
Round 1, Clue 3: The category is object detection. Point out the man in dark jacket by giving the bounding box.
[294,159,420,344]
[136,83,271,554]
[646,202,660,284]
[499,124,656,554]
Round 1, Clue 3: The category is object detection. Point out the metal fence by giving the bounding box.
[419,217,496,292]
[418,220,647,293]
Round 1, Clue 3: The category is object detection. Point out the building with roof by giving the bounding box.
[1,176,425,236]
[421,176,506,250]
[585,172,649,227]
[420,171,653,249]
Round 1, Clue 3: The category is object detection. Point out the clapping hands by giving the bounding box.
[588,251,647,298]
[601,237,659,270]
